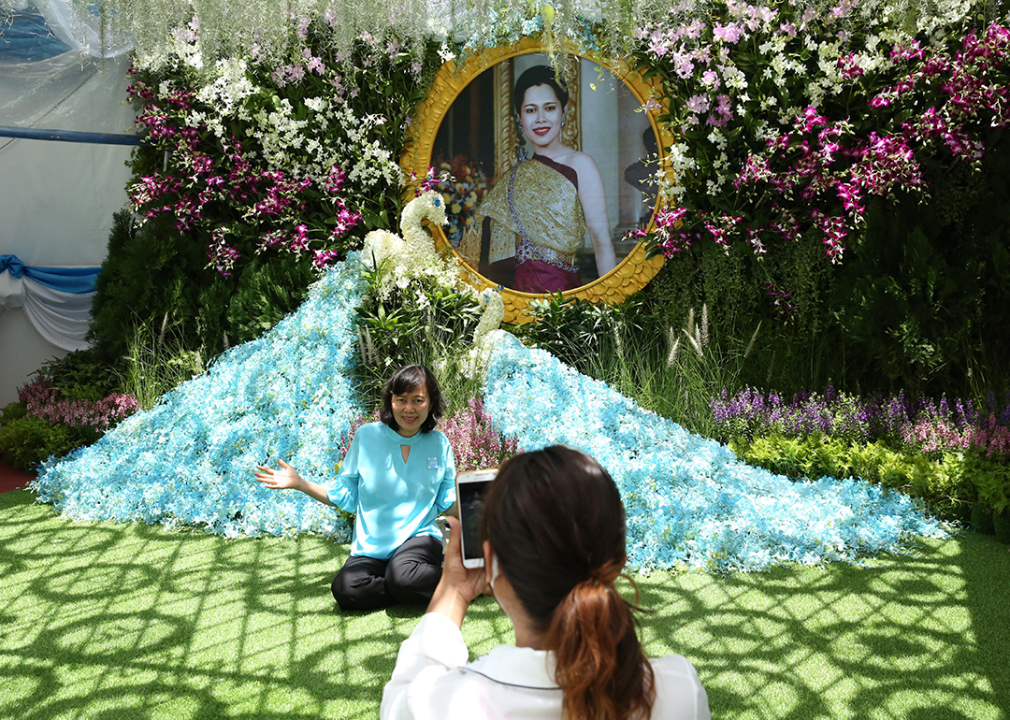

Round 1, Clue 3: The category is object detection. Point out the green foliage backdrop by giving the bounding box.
[73,0,1010,403]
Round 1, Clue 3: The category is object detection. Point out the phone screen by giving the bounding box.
[458,478,493,562]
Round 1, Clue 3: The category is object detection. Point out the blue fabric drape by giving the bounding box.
[0,255,100,293]
[0,254,25,278]
[0,10,72,62]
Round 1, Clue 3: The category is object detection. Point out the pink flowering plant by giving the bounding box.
[0,376,140,472]
[439,397,521,471]
[637,1,1010,270]
[714,384,1010,518]
[127,18,441,278]
[19,377,139,432]
[713,385,1010,461]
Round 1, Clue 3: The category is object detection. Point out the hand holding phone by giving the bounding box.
[455,469,496,568]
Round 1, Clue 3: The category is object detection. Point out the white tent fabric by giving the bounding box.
[0,6,137,404]
[15,0,135,58]
[0,41,136,265]
[0,270,95,352]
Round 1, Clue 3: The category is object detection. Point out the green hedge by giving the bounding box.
[731,433,1010,524]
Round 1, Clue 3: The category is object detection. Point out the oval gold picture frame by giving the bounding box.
[402,37,672,324]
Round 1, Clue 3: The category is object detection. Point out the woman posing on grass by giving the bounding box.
[255,364,456,611]
[381,446,710,720]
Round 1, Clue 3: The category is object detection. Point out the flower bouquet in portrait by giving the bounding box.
[432,154,492,246]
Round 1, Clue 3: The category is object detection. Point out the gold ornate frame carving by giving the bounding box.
[402,37,672,324]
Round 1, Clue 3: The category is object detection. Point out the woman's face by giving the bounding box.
[391,382,430,438]
[519,84,564,151]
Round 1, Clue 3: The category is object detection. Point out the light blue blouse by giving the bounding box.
[327,421,457,560]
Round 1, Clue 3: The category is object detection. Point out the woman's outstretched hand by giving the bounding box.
[254,459,304,491]
[253,460,336,507]
[427,516,489,628]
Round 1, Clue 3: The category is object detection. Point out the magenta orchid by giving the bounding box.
[638,2,1010,314]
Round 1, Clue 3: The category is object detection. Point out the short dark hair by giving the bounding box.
[513,65,570,116]
[379,364,443,434]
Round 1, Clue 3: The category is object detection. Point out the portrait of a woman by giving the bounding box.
[459,65,617,294]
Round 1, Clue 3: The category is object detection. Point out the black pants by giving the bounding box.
[331,535,443,611]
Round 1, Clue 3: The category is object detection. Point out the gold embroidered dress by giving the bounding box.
[460,155,586,293]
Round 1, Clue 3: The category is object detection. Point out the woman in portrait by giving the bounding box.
[460,65,617,294]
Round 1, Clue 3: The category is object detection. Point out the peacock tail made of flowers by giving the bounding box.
[31,257,367,540]
[32,193,945,569]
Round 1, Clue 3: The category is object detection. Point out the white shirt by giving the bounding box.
[381,612,710,720]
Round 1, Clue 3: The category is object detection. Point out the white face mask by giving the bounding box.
[490,552,501,591]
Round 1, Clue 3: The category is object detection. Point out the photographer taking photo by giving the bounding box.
[381,445,709,720]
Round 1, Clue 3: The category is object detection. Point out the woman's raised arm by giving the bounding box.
[572,153,617,277]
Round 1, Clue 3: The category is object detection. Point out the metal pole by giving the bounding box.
[0,124,147,146]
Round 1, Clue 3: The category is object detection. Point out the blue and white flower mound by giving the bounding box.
[483,334,947,573]
[32,258,366,540]
[32,249,945,571]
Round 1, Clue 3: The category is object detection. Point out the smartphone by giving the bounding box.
[455,469,496,568]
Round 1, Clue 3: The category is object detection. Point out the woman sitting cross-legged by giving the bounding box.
[381,445,710,720]
[255,364,456,611]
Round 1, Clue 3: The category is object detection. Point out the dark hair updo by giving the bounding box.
[513,65,570,116]
[378,364,443,434]
[481,446,655,720]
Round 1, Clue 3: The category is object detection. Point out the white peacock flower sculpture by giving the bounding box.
[361,190,506,366]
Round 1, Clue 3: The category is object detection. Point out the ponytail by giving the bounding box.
[545,561,655,720]
[481,447,656,720]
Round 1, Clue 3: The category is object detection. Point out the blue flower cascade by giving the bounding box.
[33,253,945,570]
[32,257,366,540]
[482,334,947,573]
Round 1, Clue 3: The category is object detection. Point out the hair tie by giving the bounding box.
[589,559,624,587]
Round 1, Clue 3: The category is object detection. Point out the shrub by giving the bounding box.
[36,347,122,401]
[0,414,78,472]
[514,293,758,437]
[0,378,140,472]
[731,433,978,518]
[964,452,1010,515]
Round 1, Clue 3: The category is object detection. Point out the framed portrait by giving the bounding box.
[403,38,673,323]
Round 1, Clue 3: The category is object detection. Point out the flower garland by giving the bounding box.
[60,0,637,70]
[432,155,492,246]
[482,334,946,572]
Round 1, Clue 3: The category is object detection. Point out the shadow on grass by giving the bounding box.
[634,534,1010,720]
[3,489,1008,720]
[0,490,450,719]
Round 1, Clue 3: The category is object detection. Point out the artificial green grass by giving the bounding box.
[2,488,1008,720]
